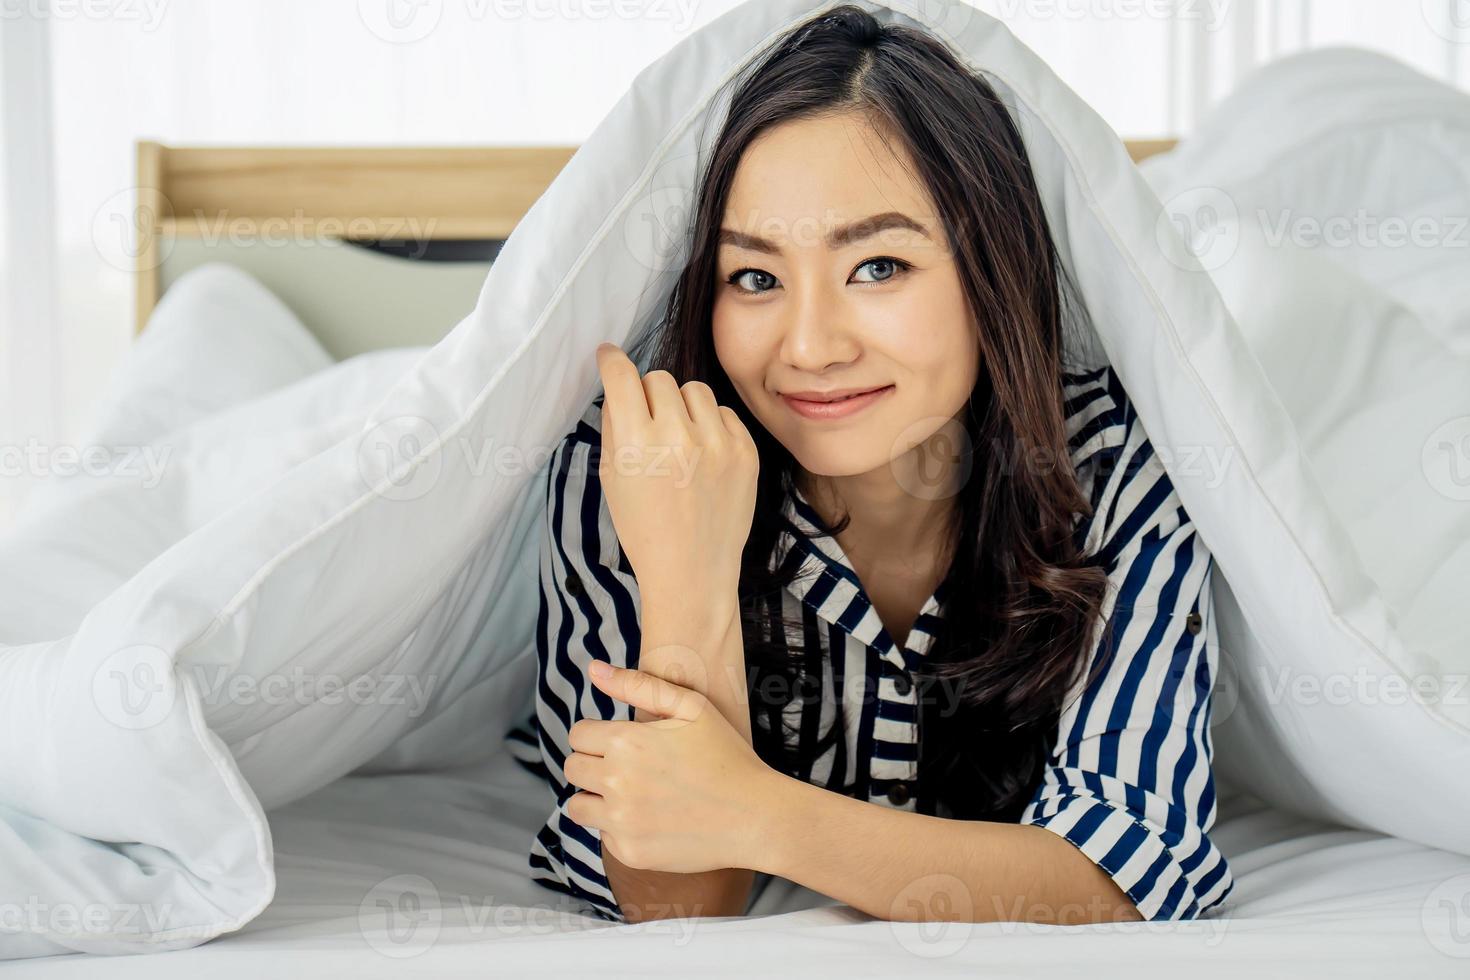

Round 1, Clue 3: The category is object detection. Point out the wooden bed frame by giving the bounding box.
[133,138,1178,339]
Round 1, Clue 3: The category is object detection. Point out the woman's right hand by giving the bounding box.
[594,343,759,630]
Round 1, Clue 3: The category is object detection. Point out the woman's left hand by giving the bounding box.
[565,661,781,875]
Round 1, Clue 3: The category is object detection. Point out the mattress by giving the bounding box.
[10,753,1468,977]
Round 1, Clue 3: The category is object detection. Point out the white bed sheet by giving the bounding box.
[13,751,1469,978]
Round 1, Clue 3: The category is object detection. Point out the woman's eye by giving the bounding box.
[723,257,911,294]
[851,257,910,284]
[728,268,779,293]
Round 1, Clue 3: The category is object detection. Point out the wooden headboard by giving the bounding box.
[133,138,1178,349]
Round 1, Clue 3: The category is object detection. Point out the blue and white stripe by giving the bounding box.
[505,363,1234,923]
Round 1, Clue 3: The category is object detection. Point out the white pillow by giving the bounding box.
[16,263,332,529]
[82,262,334,451]
[0,0,1462,957]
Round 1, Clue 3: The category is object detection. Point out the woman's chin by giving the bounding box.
[784,439,890,480]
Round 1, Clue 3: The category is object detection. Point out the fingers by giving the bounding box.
[595,343,734,445]
[680,380,726,446]
[587,662,704,721]
[568,716,623,755]
[596,343,649,432]
[566,789,607,831]
[640,369,686,425]
[563,750,613,796]
[719,403,757,454]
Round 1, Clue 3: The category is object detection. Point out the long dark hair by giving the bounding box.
[638,5,1114,822]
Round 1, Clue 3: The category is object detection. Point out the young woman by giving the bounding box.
[504,5,1233,927]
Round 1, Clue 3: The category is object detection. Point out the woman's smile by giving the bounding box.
[780,383,895,421]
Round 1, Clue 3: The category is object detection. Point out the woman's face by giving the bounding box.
[712,110,980,484]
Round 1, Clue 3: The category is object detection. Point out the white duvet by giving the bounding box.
[1,0,1466,961]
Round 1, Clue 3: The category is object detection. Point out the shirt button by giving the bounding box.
[1185,611,1202,635]
[887,782,912,806]
[566,572,584,597]
[892,673,912,696]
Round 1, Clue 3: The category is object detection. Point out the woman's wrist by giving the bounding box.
[637,587,748,735]
[641,580,739,630]
[639,584,740,656]
[739,766,806,877]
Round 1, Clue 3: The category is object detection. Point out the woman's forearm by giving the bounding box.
[750,774,1144,925]
[603,590,756,922]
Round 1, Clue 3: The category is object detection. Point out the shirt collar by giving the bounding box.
[772,478,948,667]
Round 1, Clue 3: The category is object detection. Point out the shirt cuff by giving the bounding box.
[528,794,626,924]
[1020,784,1235,920]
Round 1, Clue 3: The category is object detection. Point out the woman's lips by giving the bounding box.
[781,385,895,421]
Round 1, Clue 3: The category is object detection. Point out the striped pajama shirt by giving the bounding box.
[503,363,1235,923]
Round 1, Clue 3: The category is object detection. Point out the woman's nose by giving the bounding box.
[779,281,859,374]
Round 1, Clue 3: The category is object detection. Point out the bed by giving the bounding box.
[10,751,1470,978]
[3,0,1467,973]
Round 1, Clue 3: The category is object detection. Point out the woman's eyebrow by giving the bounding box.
[717,211,932,254]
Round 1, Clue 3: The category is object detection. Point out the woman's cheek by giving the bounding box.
[711,307,766,401]
[887,294,979,385]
